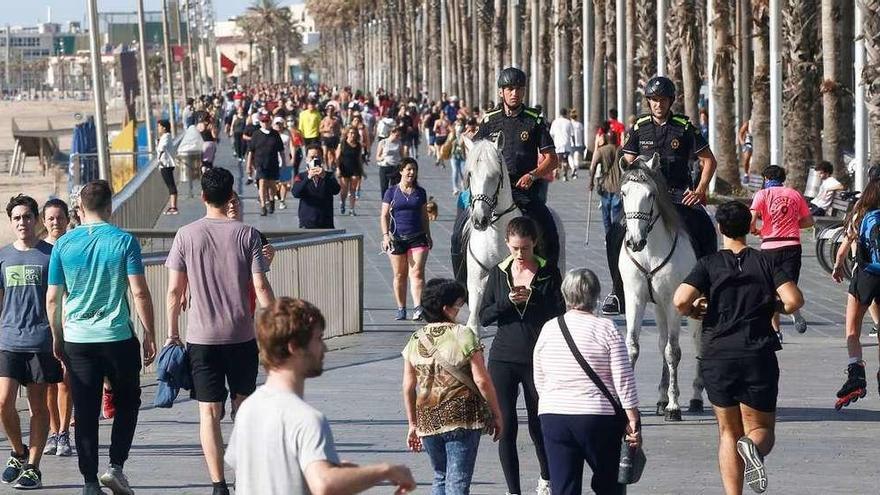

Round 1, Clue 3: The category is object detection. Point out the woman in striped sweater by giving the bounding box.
[533,268,641,495]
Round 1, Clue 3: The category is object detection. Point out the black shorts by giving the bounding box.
[700,354,779,413]
[389,232,430,255]
[434,135,448,146]
[321,136,340,149]
[187,340,259,403]
[848,267,880,306]
[0,350,63,385]
[762,245,802,283]
[256,165,280,181]
[303,137,320,147]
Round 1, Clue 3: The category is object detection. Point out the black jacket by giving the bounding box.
[291,171,340,228]
[479,255,565,364]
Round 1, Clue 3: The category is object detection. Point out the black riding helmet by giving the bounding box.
[644,76,676,99]
[497,67,527,88]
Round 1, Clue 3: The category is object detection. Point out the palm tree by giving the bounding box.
[588,0,606,149]
[664,4,684,114]
[751,0,771,175]
[712,0,737,192]
[782,0,820,191]
[861,0,880,156]
[820,0,845,176]
[678,0,700,123]
[636,0,656,103]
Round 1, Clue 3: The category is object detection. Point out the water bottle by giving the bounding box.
[618,442,635,483]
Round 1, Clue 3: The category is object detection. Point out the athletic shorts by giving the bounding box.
[279,165,293,182]
[761,245,802,283]
[321,136,340,149]
[700,354,779,412]
[389,232,430,256]
[434,135,448,146]
[303,137,320,147]
[256,165,280,181]
[0,350,63,385]
[848,267,880,306]
[187,339,259,403]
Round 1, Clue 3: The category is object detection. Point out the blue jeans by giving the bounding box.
[421,428,482,495]
[452,157,466,193]
[599,191,622,234]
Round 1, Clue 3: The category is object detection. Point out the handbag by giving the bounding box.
[417,330,495,435]
[556,315,647,485]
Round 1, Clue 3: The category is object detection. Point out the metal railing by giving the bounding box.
[128,228,346,254]
[109,160,167,230]
[129,232,364,373]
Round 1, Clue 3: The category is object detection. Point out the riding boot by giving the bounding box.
[674,203,718,259]
[603,223,627,314]
[451,207,471,286]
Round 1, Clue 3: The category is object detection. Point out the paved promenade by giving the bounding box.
[5,140,880,494]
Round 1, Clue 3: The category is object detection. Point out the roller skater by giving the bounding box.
[831,178,880,410]
[834,361,867,410]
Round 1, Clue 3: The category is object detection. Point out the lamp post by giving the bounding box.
[86,0,109,180]
[137,0,155,154]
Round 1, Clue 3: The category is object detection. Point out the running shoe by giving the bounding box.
[260,206,267,217]
[536,478,551,495]
[350,208,357,217]
[43,434,57,456]
[870,325,879,337]
[736,436,768,493]
[269,201,275,214]
[412,306,424,321]
[245,176,254,186]
[99,464,134,495]
[395,308,407,321]
[13,466,41,490]
[793,314,808,334]
[340,203,346,215]
[2,450,26,484]
[57,432,72,457]
[102,390,116,420]
[278,200,287,210]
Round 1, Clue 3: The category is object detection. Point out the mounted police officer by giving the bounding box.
[450,67,560,278]
[601,75,719,315]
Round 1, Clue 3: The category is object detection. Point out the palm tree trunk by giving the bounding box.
[782,0,820,191]
[665,4,684,113]
[636,0,656,100]
[860,0,880,158]
[625,0,637,117]
[712,0,737,192]
[604,0,616,114]
[751,0,770,174]
[493,0,507,78]
[738,0,752,121]
[679,0,700,122]
[571,0,583,110]
[821,0,844,176]
[589,0,606,149]
[538,0,551,109]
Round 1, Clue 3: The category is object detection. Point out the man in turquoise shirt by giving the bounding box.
[46,180,156,495]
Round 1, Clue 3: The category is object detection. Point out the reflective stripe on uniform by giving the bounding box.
[634,115,651,131]
[671,115,690,128]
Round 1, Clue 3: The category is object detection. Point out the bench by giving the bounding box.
[812,191,856,233]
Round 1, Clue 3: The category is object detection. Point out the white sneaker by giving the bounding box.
[99,464,133,495]
[278,200,287,210]
[536,478,551,495]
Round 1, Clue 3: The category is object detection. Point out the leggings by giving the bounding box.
[488,360,550,494]
[160,167,177,195]
[64,337,142,483]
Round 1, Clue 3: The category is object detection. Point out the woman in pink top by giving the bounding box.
[749,165,814,340]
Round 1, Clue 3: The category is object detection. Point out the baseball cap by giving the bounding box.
[272,116,285,125]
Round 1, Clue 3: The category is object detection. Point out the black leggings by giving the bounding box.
[488,360,550,493]
[64,337,142,482]
[160,167,177,195]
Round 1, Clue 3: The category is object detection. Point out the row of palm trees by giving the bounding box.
[303,0,879,193]
[235,0,304,84]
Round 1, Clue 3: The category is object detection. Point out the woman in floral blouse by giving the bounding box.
[402,279,503,494]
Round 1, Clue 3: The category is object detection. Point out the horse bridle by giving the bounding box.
[469,171,518,226]
[623,192,678,304]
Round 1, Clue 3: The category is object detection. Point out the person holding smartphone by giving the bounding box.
[291,144,341,229]
[479,216,565,495]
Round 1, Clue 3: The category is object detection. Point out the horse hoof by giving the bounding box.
[688,399,704,413]
[655,402,669,416]
[664,409,683,422]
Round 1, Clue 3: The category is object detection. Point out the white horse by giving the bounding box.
[461,136,565,333]
[618,154,704,421]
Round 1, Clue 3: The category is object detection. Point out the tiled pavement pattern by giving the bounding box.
[4,139,879,494]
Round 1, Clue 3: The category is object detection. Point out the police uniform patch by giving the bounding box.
[520,131,529,141]
[671,138,680,149]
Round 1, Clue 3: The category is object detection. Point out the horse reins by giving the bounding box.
[623,196,678,304]
[469,171,518,227]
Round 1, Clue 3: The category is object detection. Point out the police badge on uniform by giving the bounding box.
[520,131,529,141]
[671,138,680,149]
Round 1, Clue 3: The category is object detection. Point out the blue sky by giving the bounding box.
[5,0,304,26]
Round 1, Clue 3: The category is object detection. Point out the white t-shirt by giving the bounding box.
[571,120,585,148]
[225,384,340,495]
[549,117,574,154]
[812,176,843,210]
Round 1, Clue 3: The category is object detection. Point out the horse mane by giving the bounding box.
[620,163,680,232]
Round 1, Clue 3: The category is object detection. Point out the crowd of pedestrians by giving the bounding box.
[4,74,877,495]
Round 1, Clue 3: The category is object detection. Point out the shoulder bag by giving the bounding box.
[417,329,494,435]
[556,315,646,485]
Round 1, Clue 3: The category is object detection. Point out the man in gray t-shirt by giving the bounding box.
[165,168,274,495]
[226,298,415,495]
[0,195,63,489]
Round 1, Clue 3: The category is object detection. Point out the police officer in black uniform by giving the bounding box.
[450,67,560,277]
[601,75,719,315]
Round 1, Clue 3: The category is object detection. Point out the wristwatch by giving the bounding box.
[527,172,537,181]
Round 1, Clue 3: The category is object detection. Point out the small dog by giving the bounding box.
[426,197,439,221]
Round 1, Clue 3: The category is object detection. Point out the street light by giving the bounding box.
[86,0,110,180]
